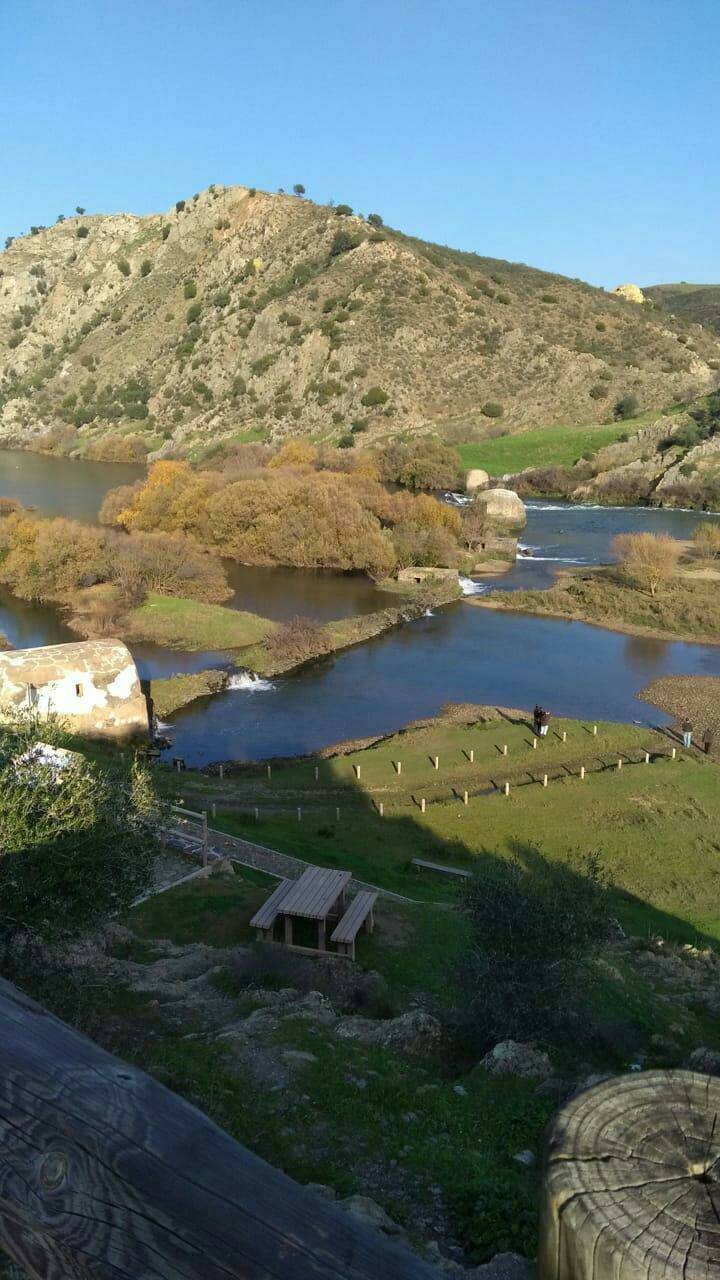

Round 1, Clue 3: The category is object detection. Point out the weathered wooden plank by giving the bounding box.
[281,867,351,919]
[410,858,470,878]
[248,878,293,930]
[330,893,377,945]
[0,977,440,1280]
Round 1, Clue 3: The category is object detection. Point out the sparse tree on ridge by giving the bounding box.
[293,183,306,197]
[75,206,85,215]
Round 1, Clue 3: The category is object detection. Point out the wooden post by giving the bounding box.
[433,755,439,770]
[0,978,442,1280]
[617,757,623,770]
[354,764,361,780]
[335,807,340,822]
[267,763,271,779]
[469,748,474,763]
[502,744,508,756]
[580,765,585,780]
[219,763,224,780]
[463,790,468,805]
[539,1070,720,1280]
[645,751,650,764]
[314,765,319,781]
[533,737,537,749]
[395,760,402,775]
[254,806,259,821]
[420,797,426,813]
[378,802,384,817]
[211,802,216,820]
[202,812,208,867]
[297,807,302,822]
[542,773,548,787]
[592,724,598,736]
[503,782,510,796]
[672,747,676,759]
[562,730,567,743]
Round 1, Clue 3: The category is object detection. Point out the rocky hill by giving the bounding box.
[644,283,720,337]
[1,185,719,461]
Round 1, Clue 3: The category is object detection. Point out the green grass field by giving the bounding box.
[127,593,277,650]
[167,714,720,942]
[454,415,659,475]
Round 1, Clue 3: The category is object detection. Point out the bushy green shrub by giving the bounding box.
[329,229,361,257]
[76,226,89,239]
[481,401,504,418]
[361,386,388,407]
[175,199,186,213]
[367,213,383,227]
[161,225,170,241]
[589,384,609,399]
[232,374,246,396]
[335,204,353,216]
[614,393,639,420]
[140,259,152,277]
[186,302,202,324]
[118,258,131,277]
[183,280,197,299]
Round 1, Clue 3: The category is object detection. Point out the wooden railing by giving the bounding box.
[0,977,440,1279]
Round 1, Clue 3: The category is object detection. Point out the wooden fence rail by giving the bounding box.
[0,977,440,1279]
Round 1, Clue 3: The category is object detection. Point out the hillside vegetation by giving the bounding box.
[1,185,719,461]
[645,283,720,337]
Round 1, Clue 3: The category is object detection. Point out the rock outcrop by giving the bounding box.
[465,468,490,493]
[611,283,645,304]
[472,487,526,529]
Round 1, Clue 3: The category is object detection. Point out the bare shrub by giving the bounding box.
[694,522,720,560]
[264,616,333,666]
[612,531,682,596]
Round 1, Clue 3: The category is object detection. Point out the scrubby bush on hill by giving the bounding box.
[614,393,639,420]
[329,229,361,257]
[0,716,159,942]
[76,226,89,239]
[361,386,389,408]
[454,851,608,1052]
[265,616,333,666]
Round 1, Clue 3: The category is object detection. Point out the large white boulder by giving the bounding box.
[473,487,526,529]
[611,283,645,304]
[466,468,490,494]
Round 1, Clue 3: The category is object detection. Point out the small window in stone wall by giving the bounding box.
[75,683,83,698]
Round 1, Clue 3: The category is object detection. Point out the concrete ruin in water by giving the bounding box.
[0,639,148,739]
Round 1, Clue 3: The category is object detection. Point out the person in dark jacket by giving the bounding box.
[703,726,715,755]
[681,717,693,749]
[539,708,550,738]
[533,704,542,736]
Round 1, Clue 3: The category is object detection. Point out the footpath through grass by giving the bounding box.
[455,415,657,475]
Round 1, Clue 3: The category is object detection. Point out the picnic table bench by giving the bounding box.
[330,891,378,960]
[411,858,471,879]
[249,878,293,939]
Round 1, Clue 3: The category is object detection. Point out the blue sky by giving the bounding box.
[2,0,718,287]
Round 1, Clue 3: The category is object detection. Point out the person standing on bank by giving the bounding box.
[539,708,550,738]
[533,704,542,736]
[681,717,693,749]
[703,726,714,755]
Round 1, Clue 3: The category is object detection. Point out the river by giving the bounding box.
[1,449,720,765]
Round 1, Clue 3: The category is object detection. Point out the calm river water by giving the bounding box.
[1,449,719,764]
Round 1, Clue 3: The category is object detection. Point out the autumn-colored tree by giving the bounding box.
[694,522,720,560]
[268,439,318,471]
[115,460,195,532]
[612,532,681,596]
[462,498,489,549]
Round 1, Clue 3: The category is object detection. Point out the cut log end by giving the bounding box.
[539,1070,720,1280]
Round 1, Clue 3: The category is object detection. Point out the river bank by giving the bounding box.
[469,565,720,646]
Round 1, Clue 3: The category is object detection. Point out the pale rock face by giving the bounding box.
[465,468,490,493]
[473,487,527,529]
[611,283,645,304]
[479,1039,552,1079]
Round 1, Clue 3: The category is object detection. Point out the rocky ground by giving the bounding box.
[640,675,720,754]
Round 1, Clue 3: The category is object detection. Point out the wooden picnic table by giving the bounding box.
[277,866,352,949]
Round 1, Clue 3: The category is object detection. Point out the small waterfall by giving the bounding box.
[227,671,276,692]
[459,575,489,596]
[423,607,435,617]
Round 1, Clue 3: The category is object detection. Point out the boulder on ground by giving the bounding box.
[338,1194,405,1236]
[335,1008,442,1053]
[683,1046,720,1075]
[465,468,490,494]
[472,487,526,529]
[611,283,645,304]
[479,1039,552,1079]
